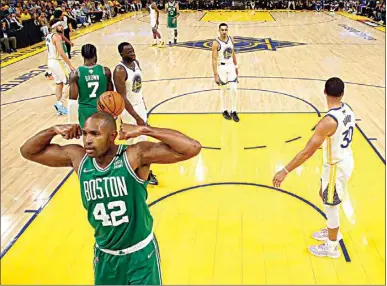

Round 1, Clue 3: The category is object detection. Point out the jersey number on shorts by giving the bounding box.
[341,126,354,148]
[88,82,99,98]
[93,200,129,226]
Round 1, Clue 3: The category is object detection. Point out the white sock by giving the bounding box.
[57,101,63,106]
[230,82,238,113]
[327,238,339,250]
[220,85,226,111]
[154,38,157,44]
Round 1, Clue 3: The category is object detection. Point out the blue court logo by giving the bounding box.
[176,36,306,53]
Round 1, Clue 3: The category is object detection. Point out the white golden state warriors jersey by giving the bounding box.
[322,103,355,165]
[118,61,143,105]
[216,36,234,65]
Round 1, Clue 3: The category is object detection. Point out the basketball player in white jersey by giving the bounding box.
[46,18,75,115]
[273,77,355,259]
[113,42,159,185]
[212,23,239,122]
[149,0,164,46]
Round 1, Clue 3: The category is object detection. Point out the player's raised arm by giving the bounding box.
[120,124,202,167]
[20,125,85,172]
[113,65,145,126]
[273,116,338,188]
[104,67,114,91]
[212,40,219,84]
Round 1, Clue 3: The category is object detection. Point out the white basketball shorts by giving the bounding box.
[321,157,354,206]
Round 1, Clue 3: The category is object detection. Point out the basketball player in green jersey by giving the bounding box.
[165,0,179,46]
[20,112,202,285]
[68,44,113,127]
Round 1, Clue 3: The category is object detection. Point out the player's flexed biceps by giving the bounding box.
[20,112,201,285]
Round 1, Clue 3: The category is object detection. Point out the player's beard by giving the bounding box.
[123,56,134,63]
[56,27,63,34]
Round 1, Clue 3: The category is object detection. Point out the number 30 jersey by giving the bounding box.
[77,64,108,108]
[322,103,355,165]
[78,145,153,250]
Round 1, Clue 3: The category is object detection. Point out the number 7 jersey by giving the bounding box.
[77,64,108,108]
[78,145,153,250]
[322,103,355,165]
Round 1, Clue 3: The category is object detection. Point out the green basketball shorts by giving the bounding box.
[93,235,162,285]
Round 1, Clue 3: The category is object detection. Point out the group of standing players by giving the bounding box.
[20,3,355,285]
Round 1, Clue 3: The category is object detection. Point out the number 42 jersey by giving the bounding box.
[322,103,355,165]
[78,145,153,250]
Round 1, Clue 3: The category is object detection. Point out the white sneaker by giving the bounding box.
[308,241,340,258]
[312,228,342,241]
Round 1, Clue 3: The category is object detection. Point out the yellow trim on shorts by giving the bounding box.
[57,60,69,78]
[327,164,337,204]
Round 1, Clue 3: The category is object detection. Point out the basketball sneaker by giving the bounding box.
[54,103,68,115]
[308,240,340,258]
[312,228,342,241]
[158,41,164,47]
[222,110,231,120]
[231,111,240,122]
[148,170,158,185]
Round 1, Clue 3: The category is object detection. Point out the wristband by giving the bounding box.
[284,167,290,174]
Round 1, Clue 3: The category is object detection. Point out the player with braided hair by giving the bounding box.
[68,43,114,127]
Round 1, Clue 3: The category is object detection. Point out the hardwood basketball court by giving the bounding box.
[1,10,385,284]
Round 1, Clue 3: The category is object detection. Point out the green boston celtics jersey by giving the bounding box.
[77,64,108,108]
[167,2,177,28]
[78,145,152,250]
[167,1,177,18]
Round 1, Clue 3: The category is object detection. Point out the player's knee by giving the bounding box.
[229,82,238,92]
[324,204,340,228]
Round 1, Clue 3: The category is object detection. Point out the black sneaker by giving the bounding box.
[148,170,158,185]
[231,111,240,122]
[222,110,232,120]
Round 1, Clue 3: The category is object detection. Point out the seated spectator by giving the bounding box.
[10,13,23,29]
[73,5,88,26]
[2,14,11,29]
[0,21,17,53]
[38,12,49,37]
[20,8,32,21]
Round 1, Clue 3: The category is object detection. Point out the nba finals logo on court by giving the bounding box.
[176,36,305,53]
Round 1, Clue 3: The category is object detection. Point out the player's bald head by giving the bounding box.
[86,112,116,132]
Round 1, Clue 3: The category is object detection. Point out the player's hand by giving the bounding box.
[70,65,76,71]
[214,74,220,85]
[273,169,287,188]
[70,41,74,47]
[119,124,148,140]
[172,17,176,24]
[53,124,82,140]
[136,117,146,126]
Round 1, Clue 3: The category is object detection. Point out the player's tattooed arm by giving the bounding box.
[104,67,114,91]
[273,116,337,188]
[212,41,220,84]
[120,124,202,168]
[20,125,85,173]
[113,65,145,126]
